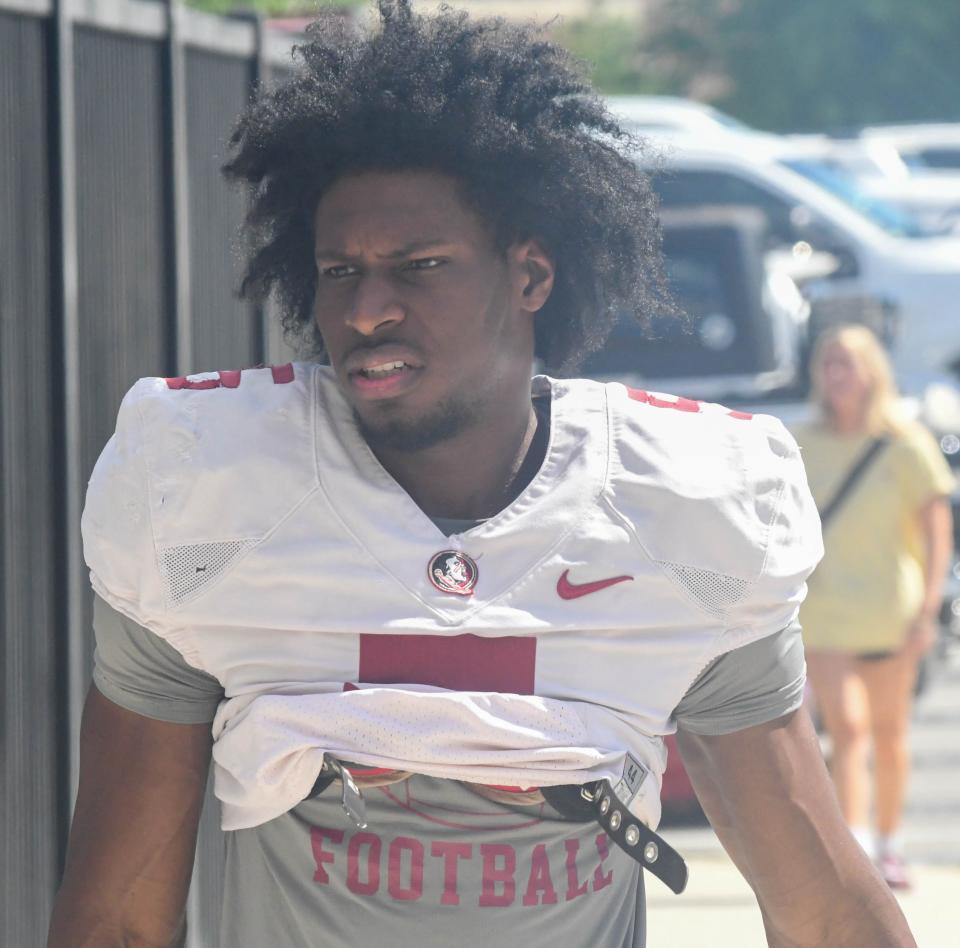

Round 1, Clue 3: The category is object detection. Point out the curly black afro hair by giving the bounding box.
[224,0,670,374]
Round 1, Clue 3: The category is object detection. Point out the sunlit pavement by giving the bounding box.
[646,840,960,947]
[647,645,960,947]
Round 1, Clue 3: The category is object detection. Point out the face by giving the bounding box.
[313,170,553,453]
[444,556,467,583]
[818,339,871,414]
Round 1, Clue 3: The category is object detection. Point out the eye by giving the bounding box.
[404,257,446,271]
[320,264,359,279]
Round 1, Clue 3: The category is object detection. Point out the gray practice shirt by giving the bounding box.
[92,592,805,948]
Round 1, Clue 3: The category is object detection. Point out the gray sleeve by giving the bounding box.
[673,621,806,736]
[92,594,224,724]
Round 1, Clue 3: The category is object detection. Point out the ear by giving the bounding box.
[509,238,555,315]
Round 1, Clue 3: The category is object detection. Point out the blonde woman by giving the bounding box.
[796,324,955,889]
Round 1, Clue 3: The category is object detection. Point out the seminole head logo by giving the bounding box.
[428,550,478,597]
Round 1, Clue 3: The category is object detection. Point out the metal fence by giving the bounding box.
[0,1,300,943]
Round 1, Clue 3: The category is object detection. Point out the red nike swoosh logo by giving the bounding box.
[557,569,634,600]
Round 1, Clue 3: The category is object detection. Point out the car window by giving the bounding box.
[783,158,932,238]
[651,170,796,241]
[916,147,960,170]
[581,244,759,380]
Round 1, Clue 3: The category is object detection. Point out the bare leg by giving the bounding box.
[858,650,918,838]
[805,650,872,830]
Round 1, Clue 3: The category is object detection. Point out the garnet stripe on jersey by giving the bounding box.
[358,633,536,694]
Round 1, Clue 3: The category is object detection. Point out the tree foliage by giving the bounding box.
[636,0,960,131]
[183,0,960,132]
[553,17,660,96]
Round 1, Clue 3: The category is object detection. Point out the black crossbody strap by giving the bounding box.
[818,437,889,530]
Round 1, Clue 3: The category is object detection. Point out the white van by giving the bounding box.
[605,94,751,135]
[632,130,960,395]
[860,123,960,175]
[782,134,960,235]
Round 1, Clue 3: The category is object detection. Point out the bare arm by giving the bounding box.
[677,708,916,948]
[906,494,954,657]
[47,686,212,948]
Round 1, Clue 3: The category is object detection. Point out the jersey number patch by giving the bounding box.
[165,364,295,390]
[627,387,752,421]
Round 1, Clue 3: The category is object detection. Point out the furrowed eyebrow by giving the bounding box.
[315,238,453,262]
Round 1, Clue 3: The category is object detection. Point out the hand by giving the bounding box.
[903,613,938,658]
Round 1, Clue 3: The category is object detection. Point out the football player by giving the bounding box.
[48,2,916,946]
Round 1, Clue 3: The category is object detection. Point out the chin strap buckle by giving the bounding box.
[580,781,688,895]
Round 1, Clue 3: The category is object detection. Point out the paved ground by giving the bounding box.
[647,644,960,947]
[646,842,960,947]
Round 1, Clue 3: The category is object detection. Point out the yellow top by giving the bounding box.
[794,421,955,653]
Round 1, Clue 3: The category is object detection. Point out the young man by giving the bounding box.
[48,2,917,945]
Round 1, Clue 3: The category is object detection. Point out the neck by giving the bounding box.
[369,392,546,521]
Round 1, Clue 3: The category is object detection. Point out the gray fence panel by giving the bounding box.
[73,25,173,677]
[0,12,62,947]
[185,48,259,373]
[0,4,309,942]
[182,50,259,946]
[263,299,307,366]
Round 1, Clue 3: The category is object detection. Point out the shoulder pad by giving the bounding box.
[606,383,822,636]
[82,364,319,620]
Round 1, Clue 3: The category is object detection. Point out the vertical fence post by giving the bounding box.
[51,0,85,824]
[163,0,193,375]
[161,12,200,944]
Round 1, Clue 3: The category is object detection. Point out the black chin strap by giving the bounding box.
[542,782,689,895]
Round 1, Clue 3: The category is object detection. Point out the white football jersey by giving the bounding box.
[82,363,822,831]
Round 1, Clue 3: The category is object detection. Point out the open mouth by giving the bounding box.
[346,356,423,399]
[354,360,414,380]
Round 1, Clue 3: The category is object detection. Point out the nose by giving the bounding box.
[345,273,405,336]
[824,361,850,383]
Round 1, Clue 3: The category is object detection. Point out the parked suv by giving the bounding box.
[582,205,809,401]
[860,123,960,174]
[635,131,960,398]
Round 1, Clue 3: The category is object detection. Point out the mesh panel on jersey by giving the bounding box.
[657,561,749,619]
[161,540,255,603]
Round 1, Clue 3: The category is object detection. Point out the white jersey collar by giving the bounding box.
[311,367,611,624]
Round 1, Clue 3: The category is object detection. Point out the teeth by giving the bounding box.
[363,361,407,377]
